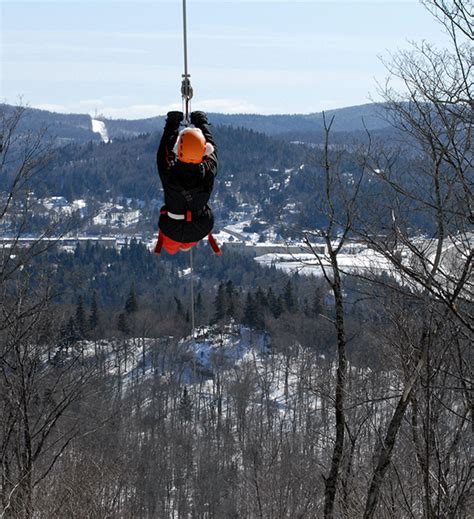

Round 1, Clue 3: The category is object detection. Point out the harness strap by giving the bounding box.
[208,233,222,256]
[162,209,185,220]
[155,230,222,256]
[161,207,207,222]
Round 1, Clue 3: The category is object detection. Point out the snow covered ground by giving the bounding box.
[255,248,394,277]
[210,223,396,278]
[191,324,270,371]
[77,323,321,418]
[92,203,141,227]
[222,220,260,243]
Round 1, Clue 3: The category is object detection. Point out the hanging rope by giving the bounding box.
[189,248,196,338]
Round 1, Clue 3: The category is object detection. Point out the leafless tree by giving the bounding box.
[0,105,99,518]
[356,2,472,517]
[301,113,366,518]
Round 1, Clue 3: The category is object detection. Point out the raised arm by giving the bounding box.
[191,111,218,178]
[156,111,183,178]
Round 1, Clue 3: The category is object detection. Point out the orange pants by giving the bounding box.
[157,232,198,255]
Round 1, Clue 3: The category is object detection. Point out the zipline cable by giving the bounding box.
[181,0,196,341]
[181,0,193,126]
[182,0,188,80]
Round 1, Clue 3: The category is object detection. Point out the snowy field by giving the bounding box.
[255,249,394,277]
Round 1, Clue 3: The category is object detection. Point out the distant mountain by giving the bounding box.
[1,102,393,144]
[210,104,391,134]
[0,104,102,143]
[104,103,392,137]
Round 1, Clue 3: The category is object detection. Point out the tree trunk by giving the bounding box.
[324,256,348,519]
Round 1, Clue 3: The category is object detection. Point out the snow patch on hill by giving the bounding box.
[191,324,270,373]
[91,117,110,143]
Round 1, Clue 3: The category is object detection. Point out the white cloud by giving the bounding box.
[101,99,264,118]
[197,98,261,114]
[78,99,106,107]
[102,95,133,102]
[35,99,263,119]
[36,103,68,112]
[100,103,182,119]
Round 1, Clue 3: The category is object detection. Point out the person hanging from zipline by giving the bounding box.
[154,110,221,255]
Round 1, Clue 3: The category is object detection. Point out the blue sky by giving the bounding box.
[1,0,449,118]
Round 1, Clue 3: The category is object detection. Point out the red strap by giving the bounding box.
[154,231,164,255]
[160,209,167,215]
[208,233,222,256]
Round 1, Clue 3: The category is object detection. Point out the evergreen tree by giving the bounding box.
[212,282,226,324]
[89,290,100,330]
[283,280,297,313]
[303,297,311,317]
[174,296,184,316]
[243,293,254,327]
[312,288,323,316]
[75,295,87,338]
[125,283,138,314]
[61,316,78,348]
[267,287,283,318]
[255,286,268,309]
[243,292,265,330]
[254,297,265,330]
[225,280,237,318]
[117,312,130,335]
[179,387,193,422]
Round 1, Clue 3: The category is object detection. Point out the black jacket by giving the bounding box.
[156,118,218,243]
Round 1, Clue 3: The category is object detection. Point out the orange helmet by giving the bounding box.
[176,128,206,164]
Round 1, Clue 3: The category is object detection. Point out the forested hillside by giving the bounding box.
[1,111,428,238]
[26,125,307,201]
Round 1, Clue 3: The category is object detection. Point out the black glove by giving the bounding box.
[190,111,208,126]
[165,111,183,129]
